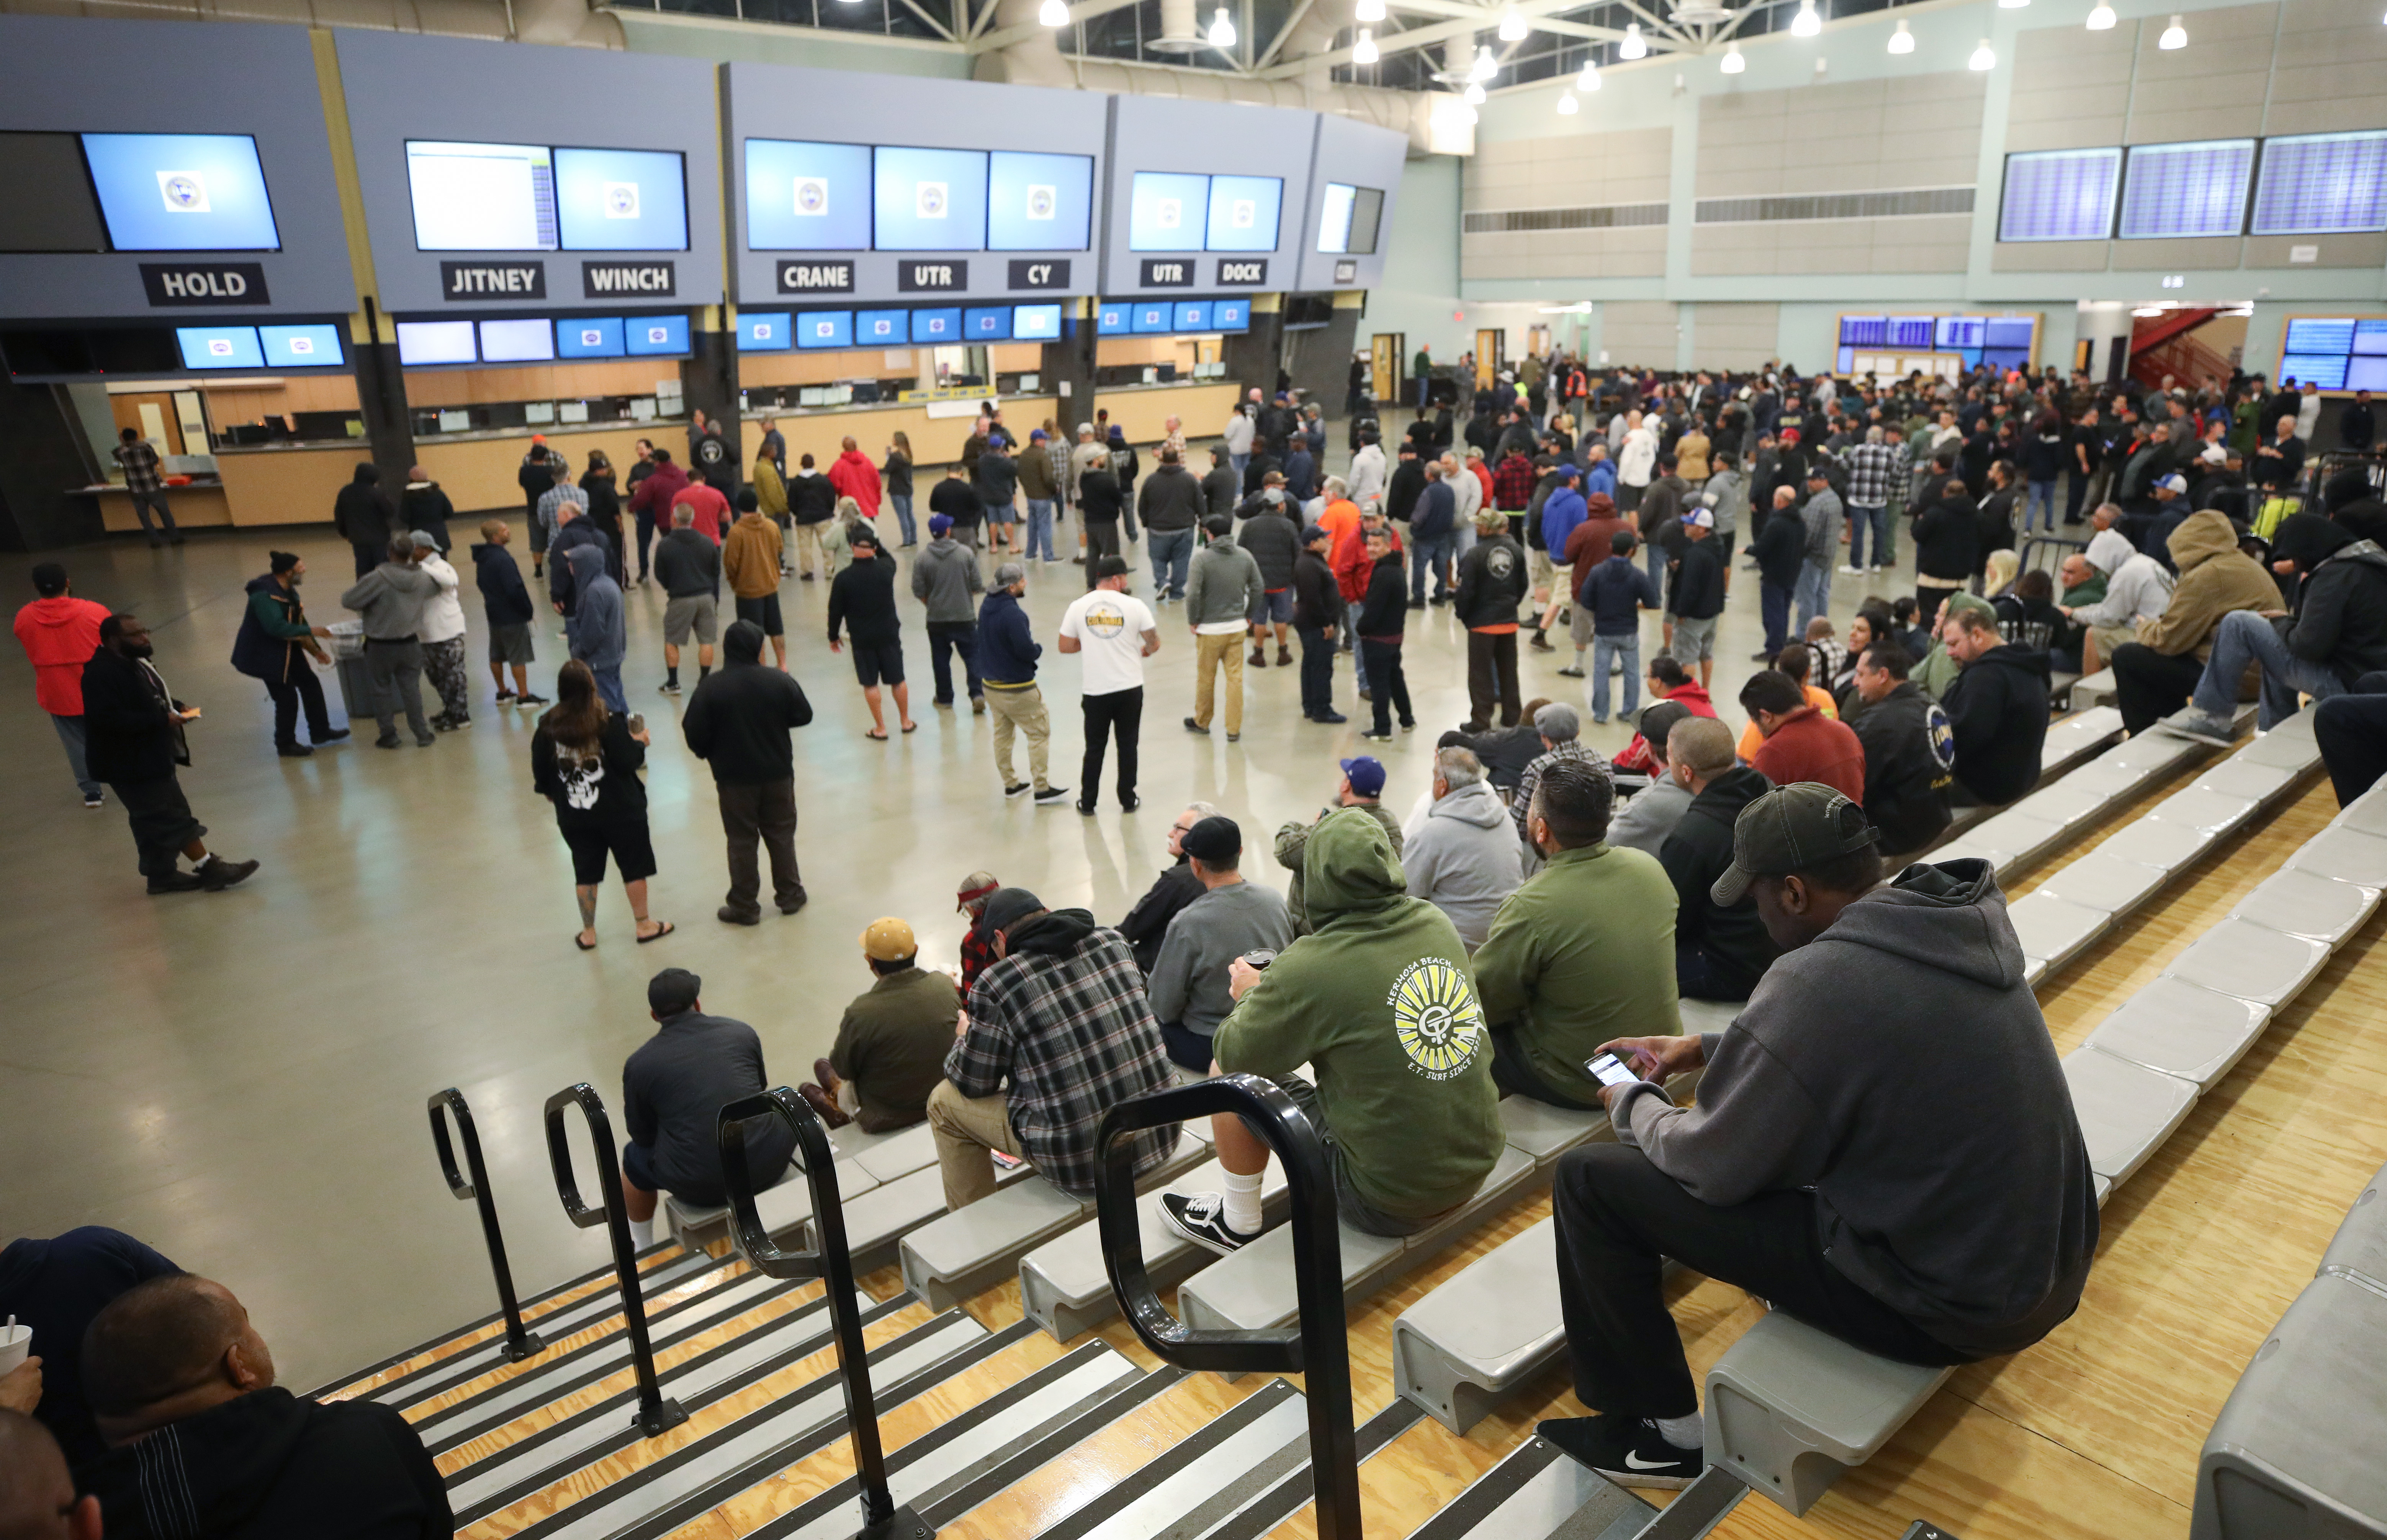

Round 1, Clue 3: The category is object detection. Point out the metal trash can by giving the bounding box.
[335,655,376,721]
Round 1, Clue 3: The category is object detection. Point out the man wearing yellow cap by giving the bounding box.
[800,917,959,1133]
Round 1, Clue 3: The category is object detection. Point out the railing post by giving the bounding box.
[427,1088,543,1363]
[543,1082,688,1439]
[720,1088,933,1540]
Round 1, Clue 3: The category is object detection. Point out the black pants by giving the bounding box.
[1489,1025,1603,1111]
[1362,640,1412,736]
[1084,520,1121,588]
[351,540,382,579]
[718,776,803,918]
[2316,670,2387,806]
[1554,1142,1973,1419]
[634,511,656,579]
[112,774,205,878]
[2109,642,2208,736]
[1296,622,1335,716]
[1466,630,1522,730]
[1081,686,1142,805]
[927,620,983,704]
[263,668,332,748]
[1915,583,1961,635]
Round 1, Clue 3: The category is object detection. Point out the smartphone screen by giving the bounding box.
[1585,1052,1640,1089]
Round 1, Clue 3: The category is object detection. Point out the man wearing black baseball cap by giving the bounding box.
[1536,784,2097,1489]
[617,968,795,1251]
[1146,816,1292,1072]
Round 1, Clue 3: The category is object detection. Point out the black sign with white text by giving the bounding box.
[581,261,676,299]
[1216,258,1269,286]
[440,261,546,301]
[1140,259,1195,288]
[139,262,270,307]
[1008,259,1071,290]
[897,260,968,293]
[777,260,856,295]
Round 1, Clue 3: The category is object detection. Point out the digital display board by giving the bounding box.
[909,307,962,344]
[2281,353,2351,390]
[1212,298,1250,332]
[1013,303,1063,340]
[874,146,988,252]
[987,150,1094,252]
[745,139,872,252]
[855,308,908,345]
[2286,317,2358,355]
[477,316,555,363]
[2253,131,2387,236]
[1316,183,1384,255]
[258,324,345,368]
[2349,355,2387,392]
[175,325,266,370]
[739,312,792,351]
[552,147,689,252]
[395,318,477,365]
[81,133,281,252]
[624,313,689,357]
[964,306,1011,340]
[1096,300,1130,332]
[2118,139,2254,240]
[1174,300,1214,332]
[556,316,626,358]
[2276,316,2387,393]
[407,141,555,251]
[1999,148,2123,242]
[1129,172,1210,252]
[797,310,854,350]
[1131,300,1173,334]
[1205,175,1283,252]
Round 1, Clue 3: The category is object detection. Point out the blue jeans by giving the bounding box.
[1410,534,1455,601]
[593,664,626,712]
[1847,504,1888,568]
[1793,561,1831,631]
[1230,453,1249,485]
[1760,582,1792,653]
[2025,479,2059,534]
[52,714,100,800]
[1148,528,1195,599]
[2192,610,2349,729]
[1589,633,1640,724]
[1024,499,1056,561]
[890,493,916,546]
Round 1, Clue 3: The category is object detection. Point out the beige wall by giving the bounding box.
[1692,303,1783,371]
[1462,126,1671,281]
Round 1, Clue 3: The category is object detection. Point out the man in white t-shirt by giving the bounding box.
[1059,555,1162,816]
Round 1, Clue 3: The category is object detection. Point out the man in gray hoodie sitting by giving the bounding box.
[1537,783,2098,1489]
[1399,747,1522,950]
[1144,815,1294,1073]
[340,537,437,749]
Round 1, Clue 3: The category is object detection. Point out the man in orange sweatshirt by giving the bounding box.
[13,563,111,807]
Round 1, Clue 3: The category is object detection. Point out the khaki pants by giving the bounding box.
[928,1079,1022,1211]
[1193,631,1245,735]
[986,684,1052,792]
[793,522,826,579]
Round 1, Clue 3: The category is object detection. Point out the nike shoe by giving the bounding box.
[1160,1191,1263,1255]
[1536,1414,1703,1490]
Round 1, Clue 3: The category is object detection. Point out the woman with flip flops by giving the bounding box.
[532,659,675,950]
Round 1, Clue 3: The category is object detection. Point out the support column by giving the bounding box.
[0,382,106,551]
[681,305,741,464]
[352,301,416,485]
[1222,292,1284,402]
[1043,299,1098,437]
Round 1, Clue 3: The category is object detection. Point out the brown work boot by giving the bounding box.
[798,1082,849,1129]
[1276,646,1293,667]
[1248,647,1267,667]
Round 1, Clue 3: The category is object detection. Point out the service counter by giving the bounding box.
[1091,381,1241,448]
[741,396,1060,470]
[91,442,368,533]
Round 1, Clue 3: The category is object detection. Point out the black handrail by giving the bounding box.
[1095,1074,1360,1540]
[427,1088,543,1363]
[718,1087,930,1540]
[542,1082,688,1439]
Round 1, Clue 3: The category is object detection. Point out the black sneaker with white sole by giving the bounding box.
[1535,1414,1703,1490]
[1005,781,1032,798]
[1159,1191,1263,1255]
[1033,786,1073,805]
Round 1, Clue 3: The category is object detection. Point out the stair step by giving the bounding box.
[1404,1437,1658,1540]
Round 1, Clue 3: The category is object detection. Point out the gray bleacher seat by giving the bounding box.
[2240,724,2326,774]
[849,1123,939,1185]
[2192,1270,2387,1540]
[1017,1155,1292,1342]
[2194,757,2304,805]
[1677,998,1741,1034]
[2147,786,2263,840]
[2230,867,2382,946]
[2320,1161,2387,1286]
[1392,1216,1563,1435]
[2286,826,2387,890]
[1704,1310,1955,1515]
[2081,976,2273,1093]
[2161,916,2334,1008]
[1494,1096,1608,1167]
[2040,705,2125,774]
[2005,890,2111,975]
[668,1158,874,1253]
[2069,668,2116,710]
[834,1167,950,1273]
[2095,816,2215,876]
[2062,1047,2198,1185]
[2096,1173,2114,1207]
[2331,784,2387,838]
[2032,849,2173,917]
[2089,725,2207,781]
[1942,809,2064,874]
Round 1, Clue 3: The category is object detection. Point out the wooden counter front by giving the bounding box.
[98,483,231,534]
[218,445,374,527]
[1092,383,1242,449]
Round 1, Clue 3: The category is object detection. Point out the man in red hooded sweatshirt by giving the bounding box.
[13,563,110,808]
[827,434,883,524]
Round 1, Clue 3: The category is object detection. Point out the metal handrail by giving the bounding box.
[718,1087,929,1540]
[1094,1074,1360,1540]
[427,1088,543,1363]
[542,1082,687,1439]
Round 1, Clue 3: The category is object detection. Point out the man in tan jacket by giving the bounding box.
[2108,509,2281,734]
[721,489,789,669]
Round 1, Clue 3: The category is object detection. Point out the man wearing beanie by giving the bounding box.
[229,551,345,758]
[1145,817,1294,1072]
[618,968,795,1250]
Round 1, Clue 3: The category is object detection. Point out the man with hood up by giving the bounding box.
[16,563,113,805]
[564,542,628,711]
[1161,808,1505,1254]
[1401,746,1524,950]
[1535,785,2096,1490]
[2107,509,2286,736]
[2160,512,2387,742]
[682,619,814,926]
[826,433,882,522]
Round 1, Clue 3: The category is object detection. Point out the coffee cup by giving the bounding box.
[0,1322,30,1376]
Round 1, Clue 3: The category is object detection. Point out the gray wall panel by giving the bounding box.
[1295,113,1409,291]
[1103,95,1318,299]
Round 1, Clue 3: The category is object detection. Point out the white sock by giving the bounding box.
[1220,1169,1265,1236]
[628,1217,656,1250]
[192,853,214,869]
[1654,1411,1703,1450]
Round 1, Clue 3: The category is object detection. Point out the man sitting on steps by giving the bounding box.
[1537,785,2097,1488]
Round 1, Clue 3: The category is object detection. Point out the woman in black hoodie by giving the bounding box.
[581,451,626,586]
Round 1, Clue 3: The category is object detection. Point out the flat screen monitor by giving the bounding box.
[1315,183,1384,255]
[739,312,792,351]
[1984,317,2036,351]
[2285,317,2358,356]
[1130,300,1172,334]
[1012,303,1063,340]
[1095,300,1130,332]
[556,316,626,358]
[1934,316,1986,350]
[2280,353,2351,391]
[964,306,1011,341]
[746,139,873,251]
[2355,319,2387,356]
[395,319,478,366]
[0,133,109,254]
[987,151,1094,252]
[1212,298,1250,332]
[2252,131,2387,236]
[407,141,555,252]
[855,309,909,346]
[1129,172,1209,252]
[478,317,555,363]
[624,314,690,357]
[910,307,963,344]
[874,147,989,252]
[81,133,281,252]
[2348,354,2387,392]
[552,147,689,252]
[1173,300,1214,332]
[797,310,854,350]
[1998,148,2122,242]
[258,324,345,368]
[175,325,264,370]
[1205,175,1283,253]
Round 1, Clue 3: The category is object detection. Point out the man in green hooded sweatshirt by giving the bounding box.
[1162,808,1506,1251]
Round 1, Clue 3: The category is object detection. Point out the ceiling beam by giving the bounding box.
[1253,0,1320,68]
[970,0,1144,52]
[1376,0,1648,44]
[1255,0,1685,75]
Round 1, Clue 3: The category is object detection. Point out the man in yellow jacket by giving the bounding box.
[722,488,789,669]
[753,447,791,577]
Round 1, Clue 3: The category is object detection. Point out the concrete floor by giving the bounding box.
[0,450,1922,1391]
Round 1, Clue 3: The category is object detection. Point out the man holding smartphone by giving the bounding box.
[1536,783,2097,1488]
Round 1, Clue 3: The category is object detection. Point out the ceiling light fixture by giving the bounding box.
[1888,17,1914,51]
[1577,57,1603,88]
[2159,13,2187,46]
[1619,21,1647,56]
[1999,0,2029,9]
[1557,89,1579,113]
[1038,0,1067,24]
[1790,0,1821,37]
[2086,0,2116,26]
[1720,43,1746,70]
[1207,5,1235,47]
[1968,37,1995,67]
[1352,26,1378,61]
[1353,0,1384,18]
[1465,79,1487,103]
[1473,43,1499,77]
[1499,5,1529,41]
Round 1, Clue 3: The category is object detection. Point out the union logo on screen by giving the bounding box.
[158,171,210,214]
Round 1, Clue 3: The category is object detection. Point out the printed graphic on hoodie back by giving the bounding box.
[1390,957,1485,1079]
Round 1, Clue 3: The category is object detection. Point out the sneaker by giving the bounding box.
[434,715,462,733]
[1160,1191,1263,1255]
[1310,710,1348,724]
[375,733,402,749]
[1749,649,1777,663]
[84,791,104,809]
[1402,720,1418,733]
[495,689,518,704]
[277,744,314,758]
[972,697,987,716]
[1357,687,1373,701]
[659,681,683,696]
[1535,1415,1703,1491]
[1034,786,1073,805]
[1361,730,1393,742]
[1556,666,1585,679]
[1184,717,1210,735]
[146,871,205,895]
[1839,564,1864,574]
[1407,599,1427,611]
[1227,732,1240,743]
[517,693,550,708]
[1121,794,1140,812]
[198,857,259,892]
[1529,632,1556,653]
[1005,781,1032,798]
[717,905,762,926]
[778,890,809,916]
[2156,706,2242,745]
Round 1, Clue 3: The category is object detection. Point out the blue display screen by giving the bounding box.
[2286,317,2358,355]
[746,139,872,251]
[394,319,477,366]
[910,307,964,344]
[258,324,344,368]
[624,313,690,357]
[82,133,281,252]
[739,313,792,351]
[1129,172,1209,252]
[1131,301,1172,334]
[1212,298,1250,332]
[874,147,988,252]
[1984,317,2036,351]
[2281,353,2351,391]
[1204,175,1283,252]
[175,326,265,370]
[855,309,909,345]
[988,150,1094,252]
[1013,303,1063,340]
[797,311,854,350]
[1173,300,1214,332]
[964,306,1012,340]
[553,147,689,252]
[556,316,626,358]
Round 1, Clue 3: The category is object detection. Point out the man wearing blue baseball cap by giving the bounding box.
[1272,755,1403,935]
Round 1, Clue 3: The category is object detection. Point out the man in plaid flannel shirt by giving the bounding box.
[929,885,1179,1209]
[1838,426,1903,575]
[112,429,182,547]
